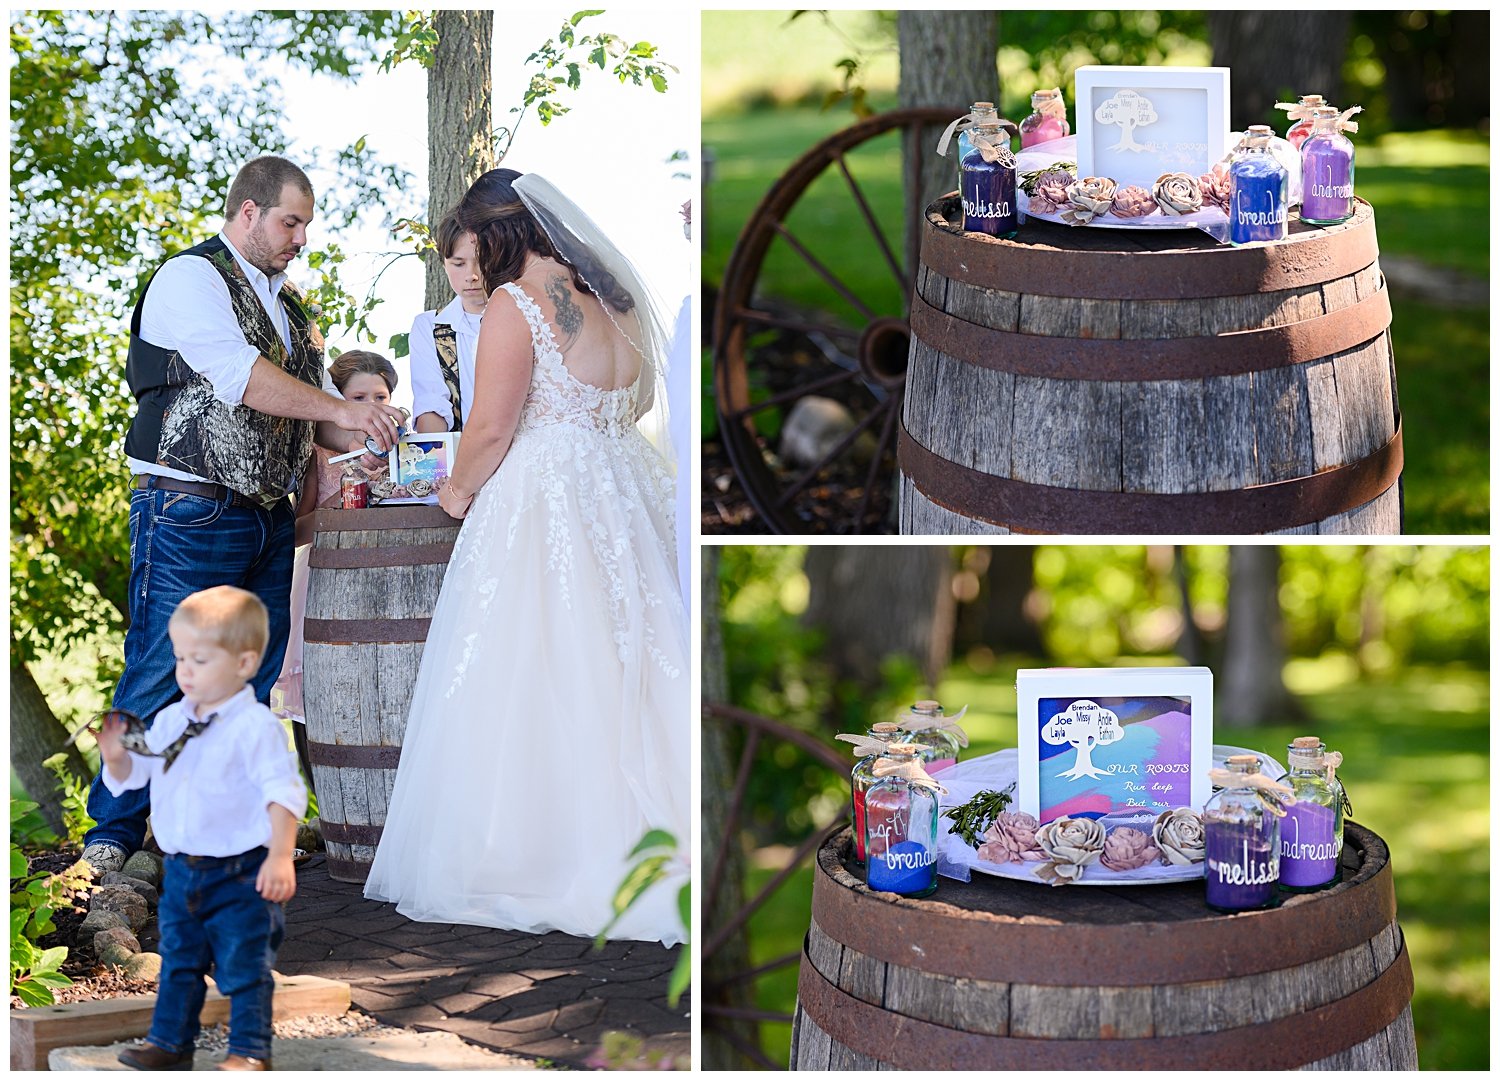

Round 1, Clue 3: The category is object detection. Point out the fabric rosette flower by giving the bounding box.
[1110,185,1157,218]
[1100,826,1160,871]
[1025,168,1076,215]
[1153,807,1207,865]
[1199,162,1232,214]
[976,811,1046,865]
[1060,176,1117,226]
[1033,815,1106,885]
[1153,172,1204,216]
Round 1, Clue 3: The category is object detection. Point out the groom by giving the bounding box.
[81,155,404,875]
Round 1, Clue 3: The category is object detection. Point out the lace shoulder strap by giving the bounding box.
[498,282,564,373]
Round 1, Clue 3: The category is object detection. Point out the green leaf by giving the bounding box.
[11,847,28,879]
[676,882,690,931]
[388,332,409,358]
[570,10,604,26]
[626,829,676,859]
[589,45,606,68]
[35,946,69,973]
[30,970,74,989]
[353,135,366,154]
[649,72,667,94]
[666,947,690,1008]
[13,979,57,1007]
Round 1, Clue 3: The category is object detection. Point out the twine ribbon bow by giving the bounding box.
[1274,99,1322,123]
[1207,767,1295,817]
[896,704,970,747]
[872,756,947,795]
[835,733,893,758]
[1322,750,1344,785]
[1333,105,1363,133]
[936,111,1018,167]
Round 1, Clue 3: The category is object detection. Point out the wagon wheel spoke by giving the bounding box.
[732,305,862,344]
[706,1021,785,1071]
[834,151,906,292]
[770,221,877,322]
[705,949,803,991]
[706,727,760,916]
[703,820,843,958]
[851,392,902,532]
[775,395,895,510]
[723,366,861,424]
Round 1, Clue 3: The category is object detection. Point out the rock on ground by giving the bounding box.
[101,872,159,909]
[50,1030,539,1071]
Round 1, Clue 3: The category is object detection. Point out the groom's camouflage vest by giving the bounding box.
[124,236,325,508]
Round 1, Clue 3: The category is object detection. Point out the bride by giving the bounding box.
[363,169,687,946]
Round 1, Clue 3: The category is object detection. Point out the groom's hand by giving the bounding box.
[340,400,405,452]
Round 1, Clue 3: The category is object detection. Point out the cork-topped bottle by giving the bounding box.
[1284,93,1328,148]
[1203,754,1281,912]
[898,700,962,774]
[863,744,940,898]
[1278,736,1344,891]
[1019,87,1069,148]
[851,722,903,864]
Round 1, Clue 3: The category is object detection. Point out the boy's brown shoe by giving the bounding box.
[117,1043,194,1070]
[216,1055,271,1071]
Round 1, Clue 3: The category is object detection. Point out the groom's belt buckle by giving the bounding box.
[133,475,256,509]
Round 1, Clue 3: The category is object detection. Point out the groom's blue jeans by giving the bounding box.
[84,483,294,855]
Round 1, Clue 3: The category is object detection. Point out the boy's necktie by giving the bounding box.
[159,712,219,772]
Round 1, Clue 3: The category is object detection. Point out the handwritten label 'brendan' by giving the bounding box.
[1235,192,1287,227]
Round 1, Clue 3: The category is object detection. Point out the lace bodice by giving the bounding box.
[500,282,641,438]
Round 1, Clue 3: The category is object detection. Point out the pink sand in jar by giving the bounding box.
[1020,115,1068,148]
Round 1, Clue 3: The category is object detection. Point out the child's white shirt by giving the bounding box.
[408,295,481,428]
[101,685,307,857]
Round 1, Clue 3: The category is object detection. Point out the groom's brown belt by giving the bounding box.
[133,475,260,510]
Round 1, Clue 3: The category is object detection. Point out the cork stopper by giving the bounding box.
[1291,736,1323,749]
[870,722,901,735]
[886,743,920,757]
[1300,94,1327,105]
[972,101,995,110]
[1311,106,1340,120]
[911,700,942,715]
[1225,754,1260,768]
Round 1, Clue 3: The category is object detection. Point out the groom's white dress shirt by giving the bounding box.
[101,685,307,857]
[407,296,481,429]
[127,231,338,487]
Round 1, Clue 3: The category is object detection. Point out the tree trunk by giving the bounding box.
[1173,546,1204,665]
[10,660,92,838]
[955,546,1043,656]
[803,546,955,692]
[699,548,758,1068]
[425,10,494,309]
[1219,547,1302,726]
[1207,12,1350,129]
[896,11,998,281]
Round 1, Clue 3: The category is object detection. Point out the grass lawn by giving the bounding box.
[704,106,1488,534]
[739,657,1489,1070]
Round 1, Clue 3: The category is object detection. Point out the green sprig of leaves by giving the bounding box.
[941,784,1016,850]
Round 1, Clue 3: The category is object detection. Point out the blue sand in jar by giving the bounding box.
[960,152,1018,238]
[1229,159,1288,245]
[867,840,937,894]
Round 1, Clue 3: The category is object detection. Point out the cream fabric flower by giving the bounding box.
[1034,816,1106,884]
[1153,172,1204,216]
[1153,807,1207,865]
[1061,176,1118,226]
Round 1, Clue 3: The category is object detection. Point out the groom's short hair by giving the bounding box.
[225,156,314,220]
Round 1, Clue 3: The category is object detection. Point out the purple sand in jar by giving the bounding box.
[867,839,938,894]
[1299,107,1356,225]
[1280,799,1340,888]
[960,153,1019,238]
[1205,826,1279,912]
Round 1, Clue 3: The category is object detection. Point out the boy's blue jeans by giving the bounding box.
[84,484,294,854]
[148,848,283,1060]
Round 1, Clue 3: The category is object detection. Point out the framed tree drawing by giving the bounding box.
[1017,667,1214,824]
[1075,66,1231,190]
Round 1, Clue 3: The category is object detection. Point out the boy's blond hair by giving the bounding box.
[169,586,270,659]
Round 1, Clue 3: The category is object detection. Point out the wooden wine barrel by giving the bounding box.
[302,505,460,882]
[792,822,1416,1070]
[900,196,1402,535]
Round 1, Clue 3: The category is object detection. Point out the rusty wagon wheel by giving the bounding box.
[713,106,958,535]
[701,701,847,1069]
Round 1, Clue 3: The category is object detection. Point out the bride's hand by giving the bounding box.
[438,477,474,520]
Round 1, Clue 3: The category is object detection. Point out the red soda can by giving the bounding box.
[341,473,369,509]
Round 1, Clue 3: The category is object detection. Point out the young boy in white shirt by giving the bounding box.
[99,585,306,1072]
[408,211,486,433]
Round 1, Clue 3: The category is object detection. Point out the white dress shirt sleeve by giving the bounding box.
[407,310,454,426]
[137,256,263,408]
[100,752,153,796]
[247,714,308,820]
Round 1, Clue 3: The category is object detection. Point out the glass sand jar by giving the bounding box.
[1203,755,1281,912]
[863,746,940,898]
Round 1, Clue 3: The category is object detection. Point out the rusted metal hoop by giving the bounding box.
[921,197,1381,300]
[796,934,1413,1070]
[311,506,458,531]
[308,543,455,569]
[810,822,1396,985]
[306,741,401,770]
[898,416,1403,535]
[303,617,432,644]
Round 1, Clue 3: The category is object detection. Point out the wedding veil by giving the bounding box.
[513,174,675,473]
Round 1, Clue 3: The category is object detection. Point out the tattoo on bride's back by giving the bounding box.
[546,274,583,347]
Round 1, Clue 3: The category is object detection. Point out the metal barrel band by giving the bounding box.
[898,416,1403,536]
[303,617,432,644]
[305,740,402,770]
[311,506,458,531]
[921,196,1381,301]
[908,285,1392,382]
[811,824,1395,985]
[317,820,386,846]
[323,856,373,882]
[796,936,1412,1070]
[308,542,455,569]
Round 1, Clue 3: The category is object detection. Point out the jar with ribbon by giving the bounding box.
[1202,755,1291,912]
[896,700,968,775]
[863,744,942,897]
[1276,93,1328,149]
[1228,126,1288,245]
[1299,105,1359,226]
[1277,736,1346,891]
[835,722,904,864]
[1019,87,1070,148]
[937,102,1000,186]
[960,115,1020,238]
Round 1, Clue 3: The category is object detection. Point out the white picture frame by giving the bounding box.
[1074,66,1231,191]
[1016,667,1214,825]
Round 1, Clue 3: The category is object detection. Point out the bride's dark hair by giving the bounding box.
[456,168,635,314]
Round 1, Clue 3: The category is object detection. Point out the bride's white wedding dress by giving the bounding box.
[364,281,687,946]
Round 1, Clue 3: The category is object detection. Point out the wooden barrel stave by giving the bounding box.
[791,824,1417,1070]
[901,200,1401,535]
[303,508,458,882]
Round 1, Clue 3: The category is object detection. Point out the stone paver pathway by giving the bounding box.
[275,856,688,1067]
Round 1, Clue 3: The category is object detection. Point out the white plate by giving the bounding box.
[934,744,1282,886]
